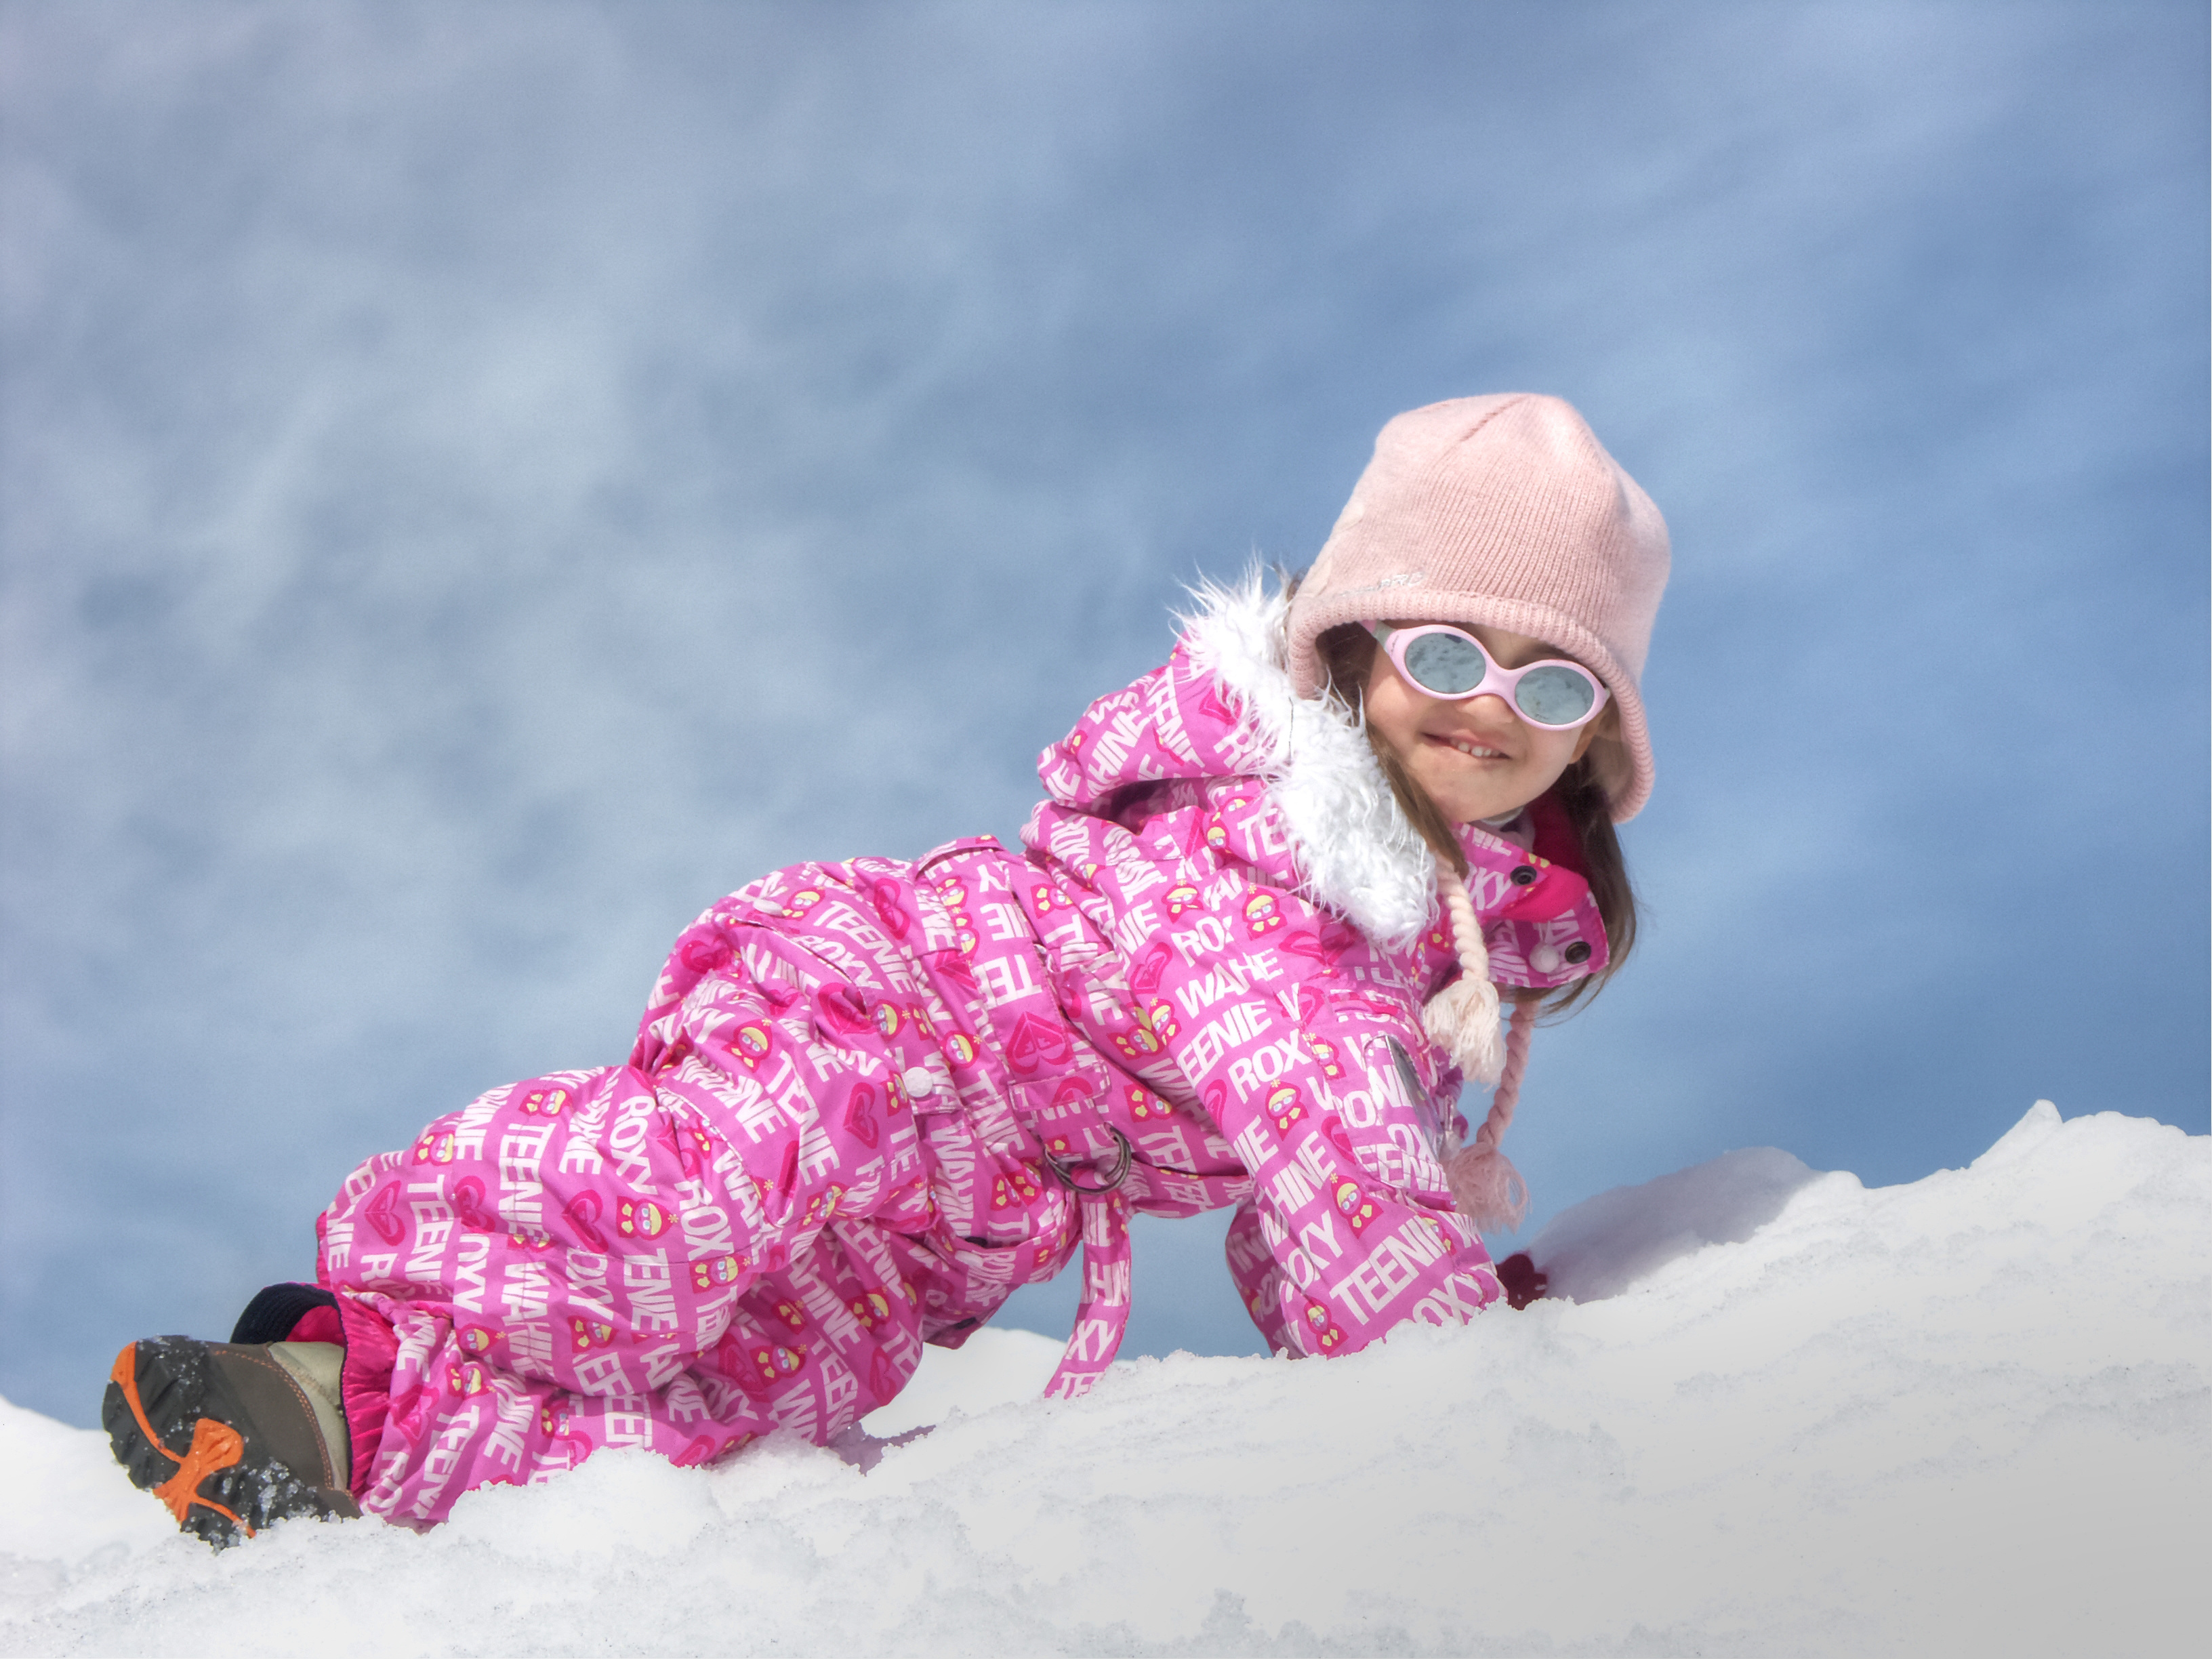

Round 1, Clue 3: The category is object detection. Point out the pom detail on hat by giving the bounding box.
[1444,999,1537,1233]
[1443,1143,1529,1236]
[1422,859,1506,1083]
[1422,975,1504,1085]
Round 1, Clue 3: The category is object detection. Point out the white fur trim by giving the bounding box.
[1177,571,1436,950]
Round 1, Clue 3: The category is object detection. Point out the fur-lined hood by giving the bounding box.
[1036,571,1437,951]
[1177,574,1439,949]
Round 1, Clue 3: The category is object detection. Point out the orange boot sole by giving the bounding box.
[104,1336,358,1548]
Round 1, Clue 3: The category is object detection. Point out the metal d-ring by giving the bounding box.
[1046,1127,1134,1195]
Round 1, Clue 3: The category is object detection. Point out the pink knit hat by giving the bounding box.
[1288,394,1670,820]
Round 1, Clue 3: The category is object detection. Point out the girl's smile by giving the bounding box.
[1365,620,1607,824]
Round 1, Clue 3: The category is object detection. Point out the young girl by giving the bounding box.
[104,392,1669,1543]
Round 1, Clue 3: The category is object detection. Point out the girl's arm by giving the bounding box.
[1157,946,1502,1356]
[1028,793,1509,1356]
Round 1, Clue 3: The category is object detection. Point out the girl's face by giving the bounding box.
[1363,620,1607,825]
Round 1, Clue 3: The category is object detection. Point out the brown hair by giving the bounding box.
[1307,609,1638,1018]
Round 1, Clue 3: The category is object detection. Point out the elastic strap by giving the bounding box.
[1042,1190,1133,1400]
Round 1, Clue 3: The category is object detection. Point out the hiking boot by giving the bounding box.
[104,1336,359,1547]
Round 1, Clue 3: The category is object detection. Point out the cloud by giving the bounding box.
[3,1,2203,1422]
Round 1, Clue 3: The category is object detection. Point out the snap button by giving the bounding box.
[1509,865,1538,886]
[900,1067,937,1099]
[1563,941,1591,964]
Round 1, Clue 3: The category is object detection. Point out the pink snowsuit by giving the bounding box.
[316,581,1608,1525]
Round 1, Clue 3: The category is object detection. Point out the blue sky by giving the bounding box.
[3,1,2205,1425]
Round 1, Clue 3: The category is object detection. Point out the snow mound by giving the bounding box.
[1529,1144,1822,1303]
[3,1103,2203,1657]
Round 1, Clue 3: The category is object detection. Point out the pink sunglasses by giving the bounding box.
[1365,621,1610,731]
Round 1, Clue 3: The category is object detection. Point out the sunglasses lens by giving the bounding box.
[1401,630,1488,695]
[1514,663,1599,726]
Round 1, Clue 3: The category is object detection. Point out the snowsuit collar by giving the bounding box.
[1176,573,1440,951]
[1042,572,1593,955]
[1040,571,1442,952]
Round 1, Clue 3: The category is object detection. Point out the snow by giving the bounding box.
[3,1102,2203,1657]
